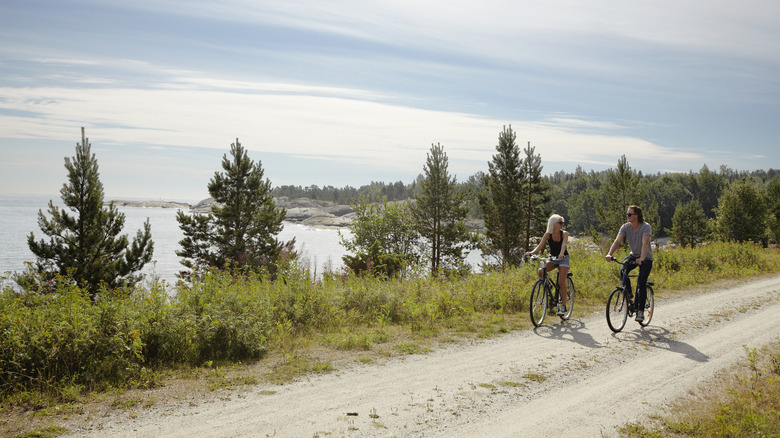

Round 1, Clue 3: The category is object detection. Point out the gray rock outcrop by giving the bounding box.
[191,196,355,228]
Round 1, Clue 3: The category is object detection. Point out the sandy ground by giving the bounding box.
[66,276,780,438]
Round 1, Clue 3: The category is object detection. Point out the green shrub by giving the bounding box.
[2,242,778,400]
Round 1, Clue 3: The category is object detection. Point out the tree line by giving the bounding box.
[18,127,780,295]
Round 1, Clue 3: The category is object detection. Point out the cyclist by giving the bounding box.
[525,214,570,316]
[605,205,653,322]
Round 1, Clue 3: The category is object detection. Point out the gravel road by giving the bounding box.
[69,276,780,437]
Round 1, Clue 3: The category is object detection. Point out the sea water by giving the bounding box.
[0,194,350,284]
[1,194,481,286]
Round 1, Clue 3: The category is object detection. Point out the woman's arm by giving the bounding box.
[559,231,569,258]
[525,232,550,256]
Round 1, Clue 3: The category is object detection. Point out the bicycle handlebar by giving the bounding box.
[608,256,636,266]
[528,254,558,262]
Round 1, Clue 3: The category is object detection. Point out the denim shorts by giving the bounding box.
[551,254,570,269]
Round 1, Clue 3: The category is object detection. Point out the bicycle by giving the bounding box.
[605,257,655,332]
[528,255,576,327]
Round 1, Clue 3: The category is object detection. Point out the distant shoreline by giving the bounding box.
[108,200,191,209]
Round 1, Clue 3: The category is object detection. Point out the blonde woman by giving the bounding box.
[525,214,570,316]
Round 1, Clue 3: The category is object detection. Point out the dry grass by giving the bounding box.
[619,341,780,437]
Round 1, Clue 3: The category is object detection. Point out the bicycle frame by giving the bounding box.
[528,255,575,326]
[606,257,654,332]
[535,256,562,304]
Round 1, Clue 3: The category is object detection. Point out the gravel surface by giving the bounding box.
[67,276,780,437]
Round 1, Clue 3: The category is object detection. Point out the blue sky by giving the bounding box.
[1,0,778,201]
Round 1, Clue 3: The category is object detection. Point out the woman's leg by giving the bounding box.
[558,266,569,306]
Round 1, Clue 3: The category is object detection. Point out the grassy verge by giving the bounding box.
[619,341,780,437]
[1,241,779,437]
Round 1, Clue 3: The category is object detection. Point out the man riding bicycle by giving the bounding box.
[605,205,653,322]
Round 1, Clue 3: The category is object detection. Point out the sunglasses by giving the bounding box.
[558,221,564,225]
[626,212,634,217]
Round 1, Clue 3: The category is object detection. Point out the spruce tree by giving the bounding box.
[27,127,153,298]
[478,125,526,266]
[411,143,472,275]
[176,139,290,277]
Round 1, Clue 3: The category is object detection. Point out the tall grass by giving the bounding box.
[1,241,779,400]
[620,342,780,437]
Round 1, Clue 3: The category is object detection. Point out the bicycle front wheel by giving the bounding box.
[606,288,628,333]
[639,286,654,327]
[530,280,548,327]
[561,276,576,320]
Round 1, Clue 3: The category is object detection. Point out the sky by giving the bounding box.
[1,0,779,202]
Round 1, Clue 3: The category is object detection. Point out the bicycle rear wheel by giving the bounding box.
[639,286,654,327]
[606,288,628,333]
[529,280,548,327]
[561,276,575,320]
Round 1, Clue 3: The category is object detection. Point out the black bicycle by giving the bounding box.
[606,257,654,332]
[529,255,576,327]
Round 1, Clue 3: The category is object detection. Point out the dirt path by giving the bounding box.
[69,277,780,437]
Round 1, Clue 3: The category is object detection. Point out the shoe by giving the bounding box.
[557,304,566,316]
[635,313,644,322]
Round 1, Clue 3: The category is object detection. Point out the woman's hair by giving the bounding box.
[628,205,644,223]
[546,214,564,234]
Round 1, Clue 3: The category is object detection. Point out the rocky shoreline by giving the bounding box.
[110,197,356,228]
[111,197,485,230]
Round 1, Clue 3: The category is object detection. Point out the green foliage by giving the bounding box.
[715,179,768,245]
[3,242,779,406]
[645,173,694,234]
[694,164,726,218]
[668,200,710,248]
[412,143,474,274]
[765,176,780,244]
[342,241,408,278]
[26,128,154,299]
[520,141,552,252]
[174,272,273,363]
[596,155,646,236]
[478,125,527,266]
[339,196,418,277]
[651,241,772,289]
[0,281,149,395]
[177,139,291,278]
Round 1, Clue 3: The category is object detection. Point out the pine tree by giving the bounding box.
[478,125,526,266]
[27,127,153,298]
[596,155,645,235]
[176,139,290,277]
[411,143,472,275]
[520,141,551,251]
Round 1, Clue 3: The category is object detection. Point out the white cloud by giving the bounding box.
[0,82,703,178]
[116,0,780,67]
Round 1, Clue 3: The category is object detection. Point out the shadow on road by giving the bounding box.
[614,326,710,363]
[533,319,604,349]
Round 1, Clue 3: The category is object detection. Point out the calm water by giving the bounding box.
[0,194,350,284]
